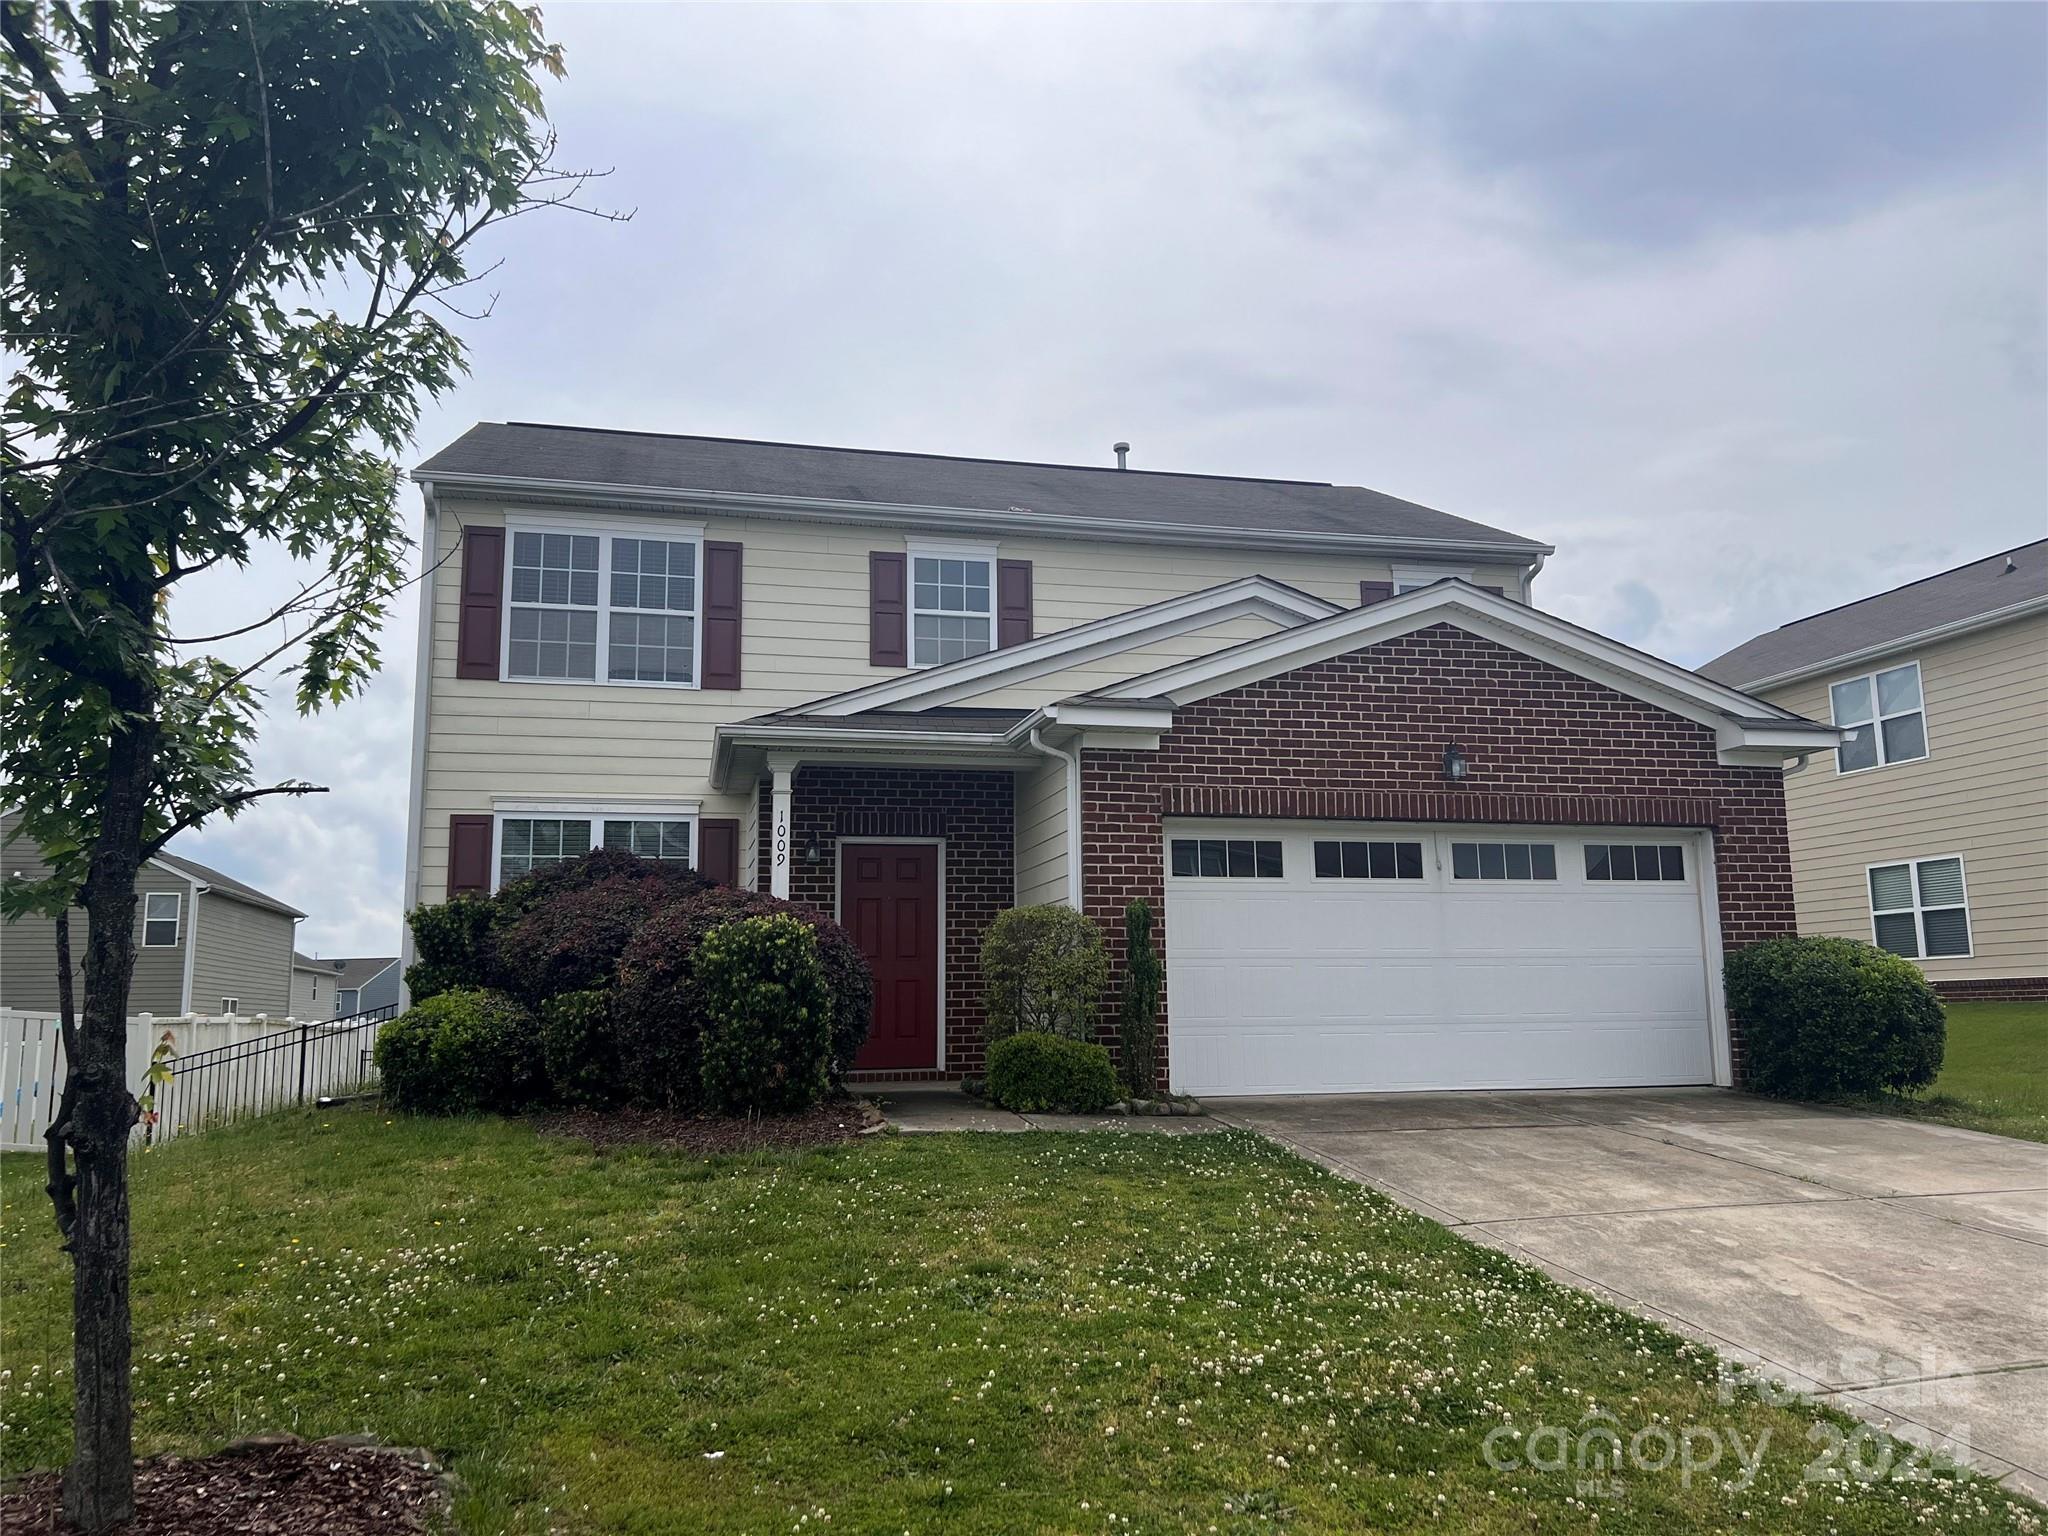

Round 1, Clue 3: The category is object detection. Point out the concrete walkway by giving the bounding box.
[868,1083,1219,1134]
[1214,1088,2048,1498]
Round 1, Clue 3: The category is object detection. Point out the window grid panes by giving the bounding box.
[507,531,600,680]
[1313,840,1425,880]
[602,819,693,863]
[1869,857,1969,960]
[607,538,697,684]
[1170,838,1283,879]
[498,817,593,884]
[911,554,992,666]
[1830,662,1926,773]
[142,891,180,947]
[1584,844,1686,882]
[1451,842,1558,881]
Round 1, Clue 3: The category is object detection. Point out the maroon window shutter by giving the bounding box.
[996,559,1033,648]
[456,527,504,680]
[869,552,907,667]
[447,814,493,896]
[1358,580,1394,607]
[701,541,743,689]
[698,818,740,887]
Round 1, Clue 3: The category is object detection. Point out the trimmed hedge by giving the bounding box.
[541,988,619,1107]
[980,904,1108,1045]
[1724,935,1945,1100]
[377,989,541,1115]
[696,915,833,1113]
[402,894,495,1003]
[986,1031,1118,1114]
[1118,899,1162,1096]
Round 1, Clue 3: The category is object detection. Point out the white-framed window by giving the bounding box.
[1451,841,1558,881]
[1829,660,1927,773]
[503,520,703,688]
[1869,856,1970,960]
[1584,843,1687,882]
[907,541,996,667]
[493,805,698,890]
[1313,839,1425,880]
[220,997,239,1014]
[1171,837,1284,878]
[1391,563,1477,594]
[142,891,181,947]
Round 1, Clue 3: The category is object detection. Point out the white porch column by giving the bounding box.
[767,753,799,899]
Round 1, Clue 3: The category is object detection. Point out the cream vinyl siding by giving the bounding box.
[191,894,295,1016]
[1765,613,2048,982]
[966,613,1291,711]
[1015,752,1070,907]
[0,812,191,1013]
[417,498,1530,904]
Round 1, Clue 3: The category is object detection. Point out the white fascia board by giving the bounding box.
[1042,700,1176,732]
[1097,581,1810,735]
[1714,720,1841,766]
[1727,594,2048,694]
[417,471,1554,561]
[802,578,1340,717]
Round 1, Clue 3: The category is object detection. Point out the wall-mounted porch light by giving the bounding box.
[1442,743,1470,783]
[802,834,824,865]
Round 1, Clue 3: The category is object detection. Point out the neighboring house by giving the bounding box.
[403,422,1834,1094]
[290,953,402,1020]
[1,810,306,1016]
[1701,542,2048,1002]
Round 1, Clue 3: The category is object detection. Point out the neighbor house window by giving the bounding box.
[220,997,238,1014]
[1829,661,1926,773]
[1869,857,1970,960]
[910,547,994,666]
[1171,838,1283,878]
[142,891,180,947]
[1313,840,1425,880]
[1451,842,1558,881]
[505,526,702,687]
[496,809,696,889]
[1584,844,1686,882]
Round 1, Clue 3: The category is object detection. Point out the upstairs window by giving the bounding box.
[1830,662,1926,773]
[1870,857,1970,959]
[142,891,181,947]
[911,550,993,666]
[505,527,703,687]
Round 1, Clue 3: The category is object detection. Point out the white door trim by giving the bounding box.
[833,836,947,1072]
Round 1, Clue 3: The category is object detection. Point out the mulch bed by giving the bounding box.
[533,1096,879,1154]
[0,1435,446,1535]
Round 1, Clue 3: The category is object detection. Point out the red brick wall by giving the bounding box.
[1932,977,2048,1003]
[776,765,1014,1077]
[1082,624,1796,1090]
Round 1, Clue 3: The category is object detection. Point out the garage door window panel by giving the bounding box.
[1314,840,1424,880]
[1171,838,1283,879]
[1585,843,1685,883]
[1451,842,1557,881]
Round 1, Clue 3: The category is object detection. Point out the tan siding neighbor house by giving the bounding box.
[1702,543,2048,998]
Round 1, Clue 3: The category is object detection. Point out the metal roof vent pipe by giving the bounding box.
[1113,441,1130,470]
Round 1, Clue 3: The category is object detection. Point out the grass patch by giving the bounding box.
[1868,1001,2048,1142]
[1,1110,2038,1533]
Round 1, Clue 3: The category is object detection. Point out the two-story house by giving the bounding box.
[1701,542,2048,1002]
[403,423,1835,1095]
[2,810,305,1017]
[290,954,402,1021]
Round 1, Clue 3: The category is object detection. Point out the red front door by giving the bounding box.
[841,843,940,1072]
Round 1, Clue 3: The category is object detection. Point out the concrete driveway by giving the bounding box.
[1216,1089,2048,1497]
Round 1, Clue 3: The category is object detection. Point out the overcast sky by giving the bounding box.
[170,1,2047,960]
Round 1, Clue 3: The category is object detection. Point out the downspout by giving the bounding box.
[1024,726,1085,911]
[398,480,439,1008]
[1520,550,1548,605]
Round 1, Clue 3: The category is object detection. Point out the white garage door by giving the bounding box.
[1165,822,1721,1096]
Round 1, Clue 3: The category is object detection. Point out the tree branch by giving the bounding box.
[139,783,328,861]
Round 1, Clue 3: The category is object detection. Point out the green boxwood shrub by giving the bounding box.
[980,904,1108,1044]
[694,914,833,1114]
[402,894,496,1003]
[1724,935,1945,1100]
[540,988,620,1107]
[376,989,541,1114]
[986,1031,1118,1114]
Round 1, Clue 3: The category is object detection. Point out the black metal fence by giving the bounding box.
[148,1005,398,1143]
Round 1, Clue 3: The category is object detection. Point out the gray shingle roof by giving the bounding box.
[1699,541,2048,688]
[155,850,304,917]
[293,954,398,987]
[416,422,1549,552]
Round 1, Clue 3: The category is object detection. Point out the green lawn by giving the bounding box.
[1,1113,2037,1534]
[1873,1000,2048,1143]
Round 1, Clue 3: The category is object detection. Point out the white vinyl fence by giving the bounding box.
[0,1006,397,1151]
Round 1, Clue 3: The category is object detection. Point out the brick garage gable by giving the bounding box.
[1082,623,1796,1089]
[772,765,1015,1078]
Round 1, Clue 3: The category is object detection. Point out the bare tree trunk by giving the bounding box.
[61,720,153,1533]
